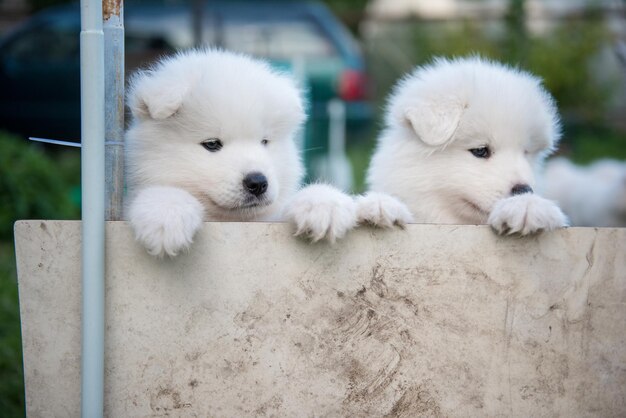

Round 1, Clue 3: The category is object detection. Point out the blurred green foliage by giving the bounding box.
[0,132,80,239]
[409,17,615,119]
[526,20,614,121]
[0,242,24,418]
[0,131,80,416]
[560,126,626,164]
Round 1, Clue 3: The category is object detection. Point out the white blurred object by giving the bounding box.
[290,56,307,150]
[543,157,626,227]
[312,99,354,192]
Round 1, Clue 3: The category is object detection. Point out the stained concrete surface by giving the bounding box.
[14,221,626,417]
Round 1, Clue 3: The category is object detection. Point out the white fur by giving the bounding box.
[365,56,568,235]
[488,194,568,235]
[356,192,414,228]
[127,186,204,257]
[126,49,358,257]
[542,157,626,227]
[285,184,358,243]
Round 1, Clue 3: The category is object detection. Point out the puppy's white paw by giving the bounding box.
[128,186,205,257]
[356,192,414,228]
[285,184,358,243]
[488,194,568,236]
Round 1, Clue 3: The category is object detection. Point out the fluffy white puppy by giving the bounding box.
[126,49,357,257]
[363,56,568,234]
[543,157,626,227]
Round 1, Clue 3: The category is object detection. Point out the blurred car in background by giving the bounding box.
[0,0,372,185]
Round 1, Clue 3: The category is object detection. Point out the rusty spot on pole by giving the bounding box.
[103,0,121,20]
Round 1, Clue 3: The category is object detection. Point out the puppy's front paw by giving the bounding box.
[488,194,568,236]
[356,192,414,228]
[128,186,205,257]
[285,184,358,243]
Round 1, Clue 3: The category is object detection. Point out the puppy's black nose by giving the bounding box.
[511,184,533,196]
[243,172,268,197]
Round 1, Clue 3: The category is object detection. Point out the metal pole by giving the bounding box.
[326,98,353,191]
[80,0,105,415]
[104,0,124,220]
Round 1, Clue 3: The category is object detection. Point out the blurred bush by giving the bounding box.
[404,17,616,122]
[0,131,80,416]
[0,131,80,239]
[525,18,614,122]
[0,241,24,417]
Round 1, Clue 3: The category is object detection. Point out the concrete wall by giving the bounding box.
[14,221,626,417]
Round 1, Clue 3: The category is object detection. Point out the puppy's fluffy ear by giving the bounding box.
[404,99,465,147]
[128,72,189,120]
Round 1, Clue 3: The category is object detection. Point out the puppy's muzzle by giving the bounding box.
[243,172,268,197]
[511,184,533,196]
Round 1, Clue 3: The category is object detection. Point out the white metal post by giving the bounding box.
[80,0,105,415]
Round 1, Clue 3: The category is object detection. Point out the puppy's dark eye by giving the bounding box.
[261,138,269,146]
[469,147,491,159]
[201,138,223,152]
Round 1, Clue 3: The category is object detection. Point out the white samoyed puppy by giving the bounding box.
[126,49,359,257]
[361,56,568,234]
[543,157,626,227]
